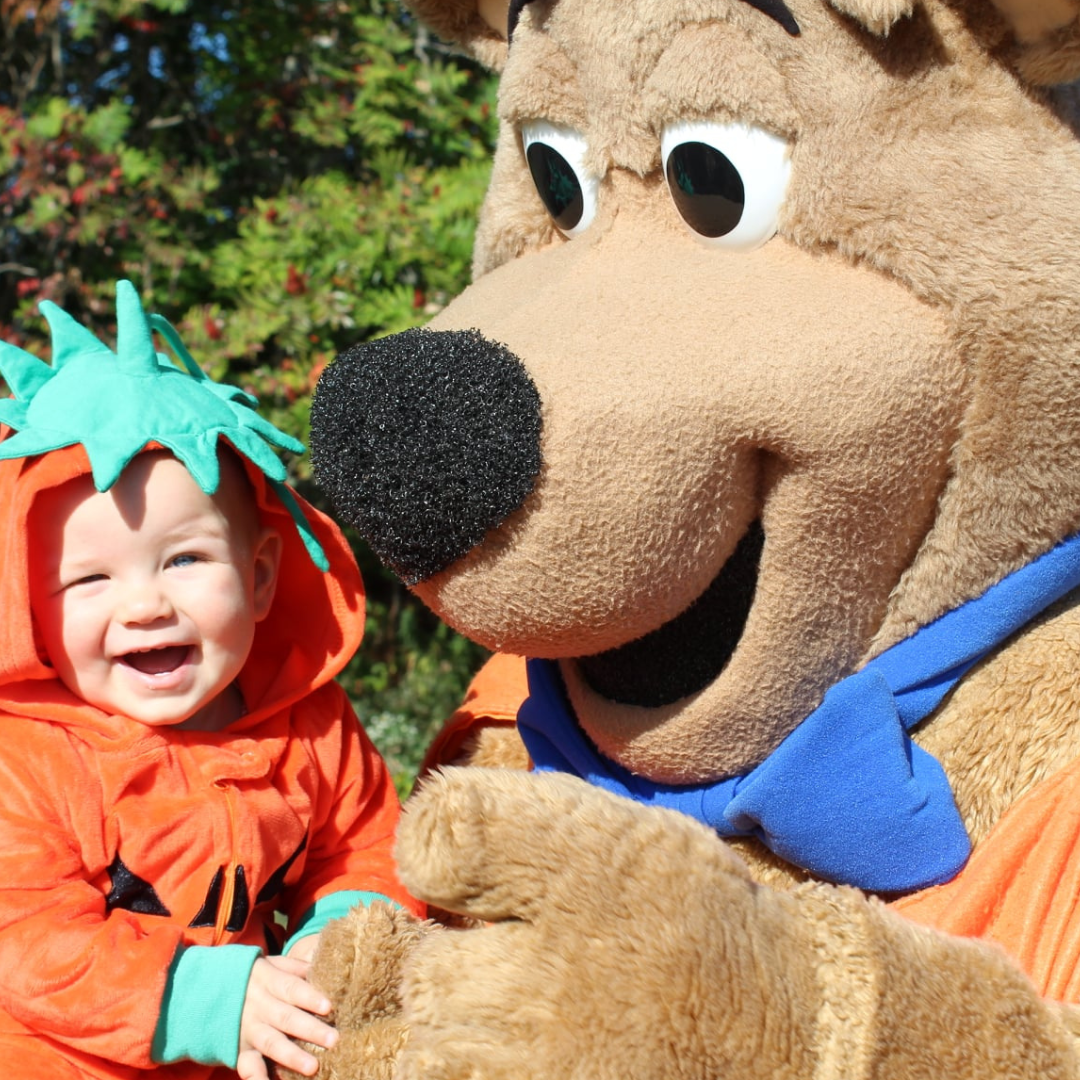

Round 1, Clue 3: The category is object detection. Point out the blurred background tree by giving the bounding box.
[0,0,497,795]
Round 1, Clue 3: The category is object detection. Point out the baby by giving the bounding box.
[0,282,422,1080]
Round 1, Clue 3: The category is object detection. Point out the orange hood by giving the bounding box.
[0,439,365,737]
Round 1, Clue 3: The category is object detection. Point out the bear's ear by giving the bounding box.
[825,0,1080,82]
[406,0,511,69]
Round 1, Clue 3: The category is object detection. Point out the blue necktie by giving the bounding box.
[518,532,1080,892]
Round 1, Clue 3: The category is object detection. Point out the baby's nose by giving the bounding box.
[117,579,174,623]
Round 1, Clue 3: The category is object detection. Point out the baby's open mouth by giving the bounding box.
[121,646,191,675]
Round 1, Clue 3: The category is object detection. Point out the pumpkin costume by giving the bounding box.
[0,284,420,1079]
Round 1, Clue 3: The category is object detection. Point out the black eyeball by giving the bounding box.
[665,141,745,238]
[661,121,791,251]
[521,122,599,236]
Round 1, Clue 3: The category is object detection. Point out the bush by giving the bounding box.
[1,0,498,792]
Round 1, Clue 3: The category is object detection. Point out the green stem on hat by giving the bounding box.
[269,479,330,572]
[0,280,330,573]
[148,314,210,380]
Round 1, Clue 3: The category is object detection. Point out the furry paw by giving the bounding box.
[278,901,439,1080]
[391,767,816,1079]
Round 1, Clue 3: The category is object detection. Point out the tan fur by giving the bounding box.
[390,771,1080,1079]
[276,903,438,1080]
[914,593,1080,845]
[803,882,1080,1079]
[311,0,1080,1076]
[404,0,1080,778]
[477,0,509,34]
[451,722,532,770]
[1017,17,1080,82]
[827,0,916,33]
[989,0,1080,41]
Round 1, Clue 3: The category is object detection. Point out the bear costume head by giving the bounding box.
[302,1,1080,1076]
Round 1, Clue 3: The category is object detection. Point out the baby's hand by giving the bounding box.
[286,932,320,965]
[236,954,337,1080]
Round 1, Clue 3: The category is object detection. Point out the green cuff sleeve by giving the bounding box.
[151,944,261,1066]
[283,891,399,955]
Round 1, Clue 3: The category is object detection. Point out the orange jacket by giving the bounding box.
[443,653,1080,1004]
[0,444,420,1076]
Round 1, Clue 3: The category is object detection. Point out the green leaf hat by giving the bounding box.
[0,280,328,571]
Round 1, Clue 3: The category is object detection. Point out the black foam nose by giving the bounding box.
[310,328,543,584]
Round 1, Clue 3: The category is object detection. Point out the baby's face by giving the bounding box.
[28,452,280,731]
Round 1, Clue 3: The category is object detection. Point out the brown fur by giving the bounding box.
[309,0,1080,1075]
[392,770,1080,1079]
[451,722,531,770]
[402,0,1080,778]
[276,903,439,1080]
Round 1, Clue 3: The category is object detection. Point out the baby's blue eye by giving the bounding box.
[171,554,200,568]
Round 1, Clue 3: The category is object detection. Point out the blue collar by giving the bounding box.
[518,532,1080,893]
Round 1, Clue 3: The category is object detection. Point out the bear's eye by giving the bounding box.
[521,121,599,237]
[661,120,791,251]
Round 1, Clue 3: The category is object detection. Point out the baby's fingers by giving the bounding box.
[241,956,338,1074]
[245,1023,327,1077]
[236,1046,272,1080]
[241,1006,337,1077]
[265,960,333,1018]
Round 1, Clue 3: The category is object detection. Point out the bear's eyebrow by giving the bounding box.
[745,0,800,35]
[508,0,800,41]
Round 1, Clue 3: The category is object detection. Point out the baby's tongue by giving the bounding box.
[125,646,189,674]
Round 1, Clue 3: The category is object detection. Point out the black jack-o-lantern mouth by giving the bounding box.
[576,520,765,708]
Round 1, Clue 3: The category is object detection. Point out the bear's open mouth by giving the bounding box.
[576,521,764,708]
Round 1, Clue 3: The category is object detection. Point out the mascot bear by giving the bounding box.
[299,0,1080,1075]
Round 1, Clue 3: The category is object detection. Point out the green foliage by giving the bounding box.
[1,0,496,792]
[341,590,489,799]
